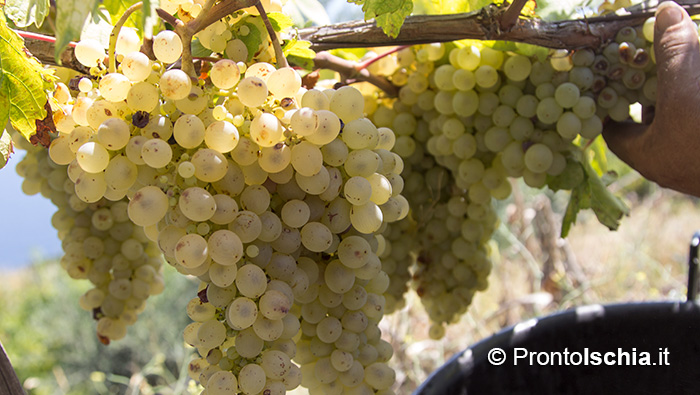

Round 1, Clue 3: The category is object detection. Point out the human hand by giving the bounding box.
[603,1,700,196]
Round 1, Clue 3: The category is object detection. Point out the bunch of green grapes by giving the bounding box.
[13,134,165,344]
[371,98,496,338]
[41,0,410,388]
[359,16,657,335]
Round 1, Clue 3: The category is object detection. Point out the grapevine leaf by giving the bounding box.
[587,136,609,176]
[467,0,493,11]
[350,0,413,38]
[560,154,629,237]
[4,0,49,28]
[30,101,54,148]
[241,21,263,62]
[373,0,412,38]
[284,0,330,27]
[55,0,100,61]
[328,48,367,62]
[191,39,211,58]
[102,0,142,30]
[283,39,316,70]
[413,0,469,14]
[0,129,12,170]
[0,7,54,142]
[514,42,549,61]
[268,12,295,32]
[80,8,113,47]
[547,159,585,192]
[584,159,629,231]
[142,0,154,36]
[362,0,405,16]
[561,182,589,238]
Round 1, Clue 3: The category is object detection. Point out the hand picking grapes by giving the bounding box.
[604,1,700,197]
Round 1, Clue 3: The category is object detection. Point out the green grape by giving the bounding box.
[556,112,582,140]
[554,82,581,109]
[503,54,532,81]
[536,97,563,124]
[524,143,554,173]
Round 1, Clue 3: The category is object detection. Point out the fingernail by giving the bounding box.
[656,1,684,31]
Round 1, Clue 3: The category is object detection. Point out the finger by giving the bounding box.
[654,1,700,113]
[602,121,652,177]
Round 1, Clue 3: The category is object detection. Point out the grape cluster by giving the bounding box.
[14,136,165,344]
[34,3,410,389]
[360,19,657,335]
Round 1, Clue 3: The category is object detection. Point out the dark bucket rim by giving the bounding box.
[413,300,700,395]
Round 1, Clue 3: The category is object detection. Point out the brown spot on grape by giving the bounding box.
[98,334,111,345]
[198,287,209,303]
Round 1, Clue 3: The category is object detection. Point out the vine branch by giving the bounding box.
[313,52,398,97]
[500,0,530,31]
[299,3,700,51]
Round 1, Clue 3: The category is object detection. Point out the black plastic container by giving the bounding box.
[414,233,700,395]
[414,301,700,394]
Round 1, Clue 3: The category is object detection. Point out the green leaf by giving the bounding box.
[102,0,142,30]
[284,39,316,70]
[328,48,367,62]
[547,158,585,192]
[584,158,629,232]
[468,0,494,11]
[0,129,13,170]
[191,38,212,58]
[55,0,100,61]
[0,7,54,141]
[240,21,263,62]
[363,0,404,16]
[80,8,113,48]
[587,135,609,176]
[413,0,469,14]
[373,0,413,38]
[561,180,589,238]
[268,12,295,32]
[4,0,49,28]
[514,42,550,61]
[350,0,413,38]
[560,152,629,237]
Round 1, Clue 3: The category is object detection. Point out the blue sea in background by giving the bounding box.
[0,151,63,269]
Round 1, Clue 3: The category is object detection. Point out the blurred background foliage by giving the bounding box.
[0,263,198,395]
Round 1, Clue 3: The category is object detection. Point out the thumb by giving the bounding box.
[653,1,700,107]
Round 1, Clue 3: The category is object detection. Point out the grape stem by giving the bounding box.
[500,0,530,31]
[255,0,289,69]
[109,2,143,73]
[312,52,398,97]
[156,0,257,77]
[355,45,409,72]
